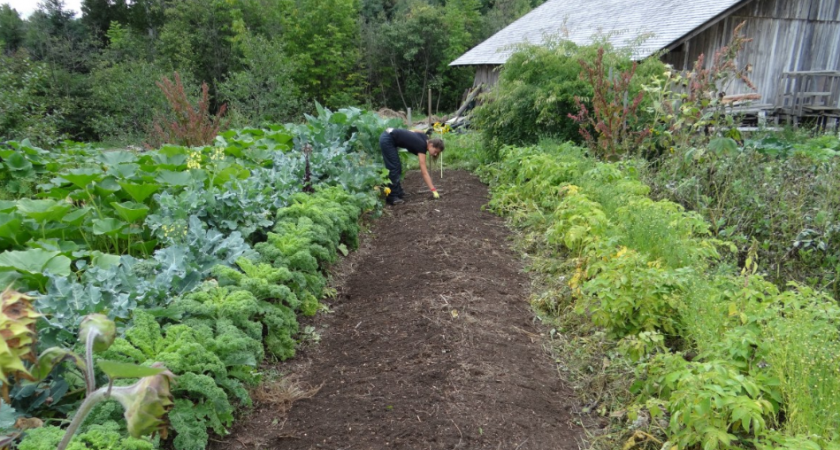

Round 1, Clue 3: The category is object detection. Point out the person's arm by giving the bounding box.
[417,153,439,198]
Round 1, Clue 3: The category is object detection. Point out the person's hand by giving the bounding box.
[431,188,440,199]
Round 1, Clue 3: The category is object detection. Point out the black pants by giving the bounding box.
[379,131,404,202]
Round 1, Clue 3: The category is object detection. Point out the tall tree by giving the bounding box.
[481,0,544,36]
[0,4,25,53]
[377,2,450,110]
[124,0,167,40]
[278,0,363,107]
[438,0,482,109]
[81,0,130,42]
[156,0,238,95]
[25,0,92,68]
[218,32,302,125]
[23,1,99,140]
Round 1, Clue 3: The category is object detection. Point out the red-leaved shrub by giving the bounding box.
[146,72,228,148]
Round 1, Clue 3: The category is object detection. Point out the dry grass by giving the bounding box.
[250,375,322,413]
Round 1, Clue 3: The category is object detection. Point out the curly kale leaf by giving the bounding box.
[273,217,337,263]
[103,311,231,382]
[174,284,298,360]
[273,188,365,258]
[169,372,235,450]
[259,299,298,359]
[214,260,299,307]
[174,287,262,341]
[19,422,156,450]
[97,303,269,450]
[255,232,319,273]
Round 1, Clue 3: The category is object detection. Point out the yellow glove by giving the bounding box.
[432,189,440,199]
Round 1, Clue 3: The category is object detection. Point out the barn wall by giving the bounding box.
[473,65,502,87]
[661,0,840,104]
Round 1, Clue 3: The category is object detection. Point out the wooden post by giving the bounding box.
[428,89,432,127]
[407,107,412,128]
[440,148,443,179]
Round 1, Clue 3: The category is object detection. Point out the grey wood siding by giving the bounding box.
[474,65,502,87]
[661,0,840,104]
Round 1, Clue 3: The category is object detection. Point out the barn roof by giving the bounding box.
[450,0,750,66]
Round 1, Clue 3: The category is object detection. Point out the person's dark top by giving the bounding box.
[390,129,428,155]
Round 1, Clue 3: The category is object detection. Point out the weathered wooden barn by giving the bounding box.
[450,0,840,122]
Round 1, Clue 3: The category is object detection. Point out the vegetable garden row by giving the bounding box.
[476,140,840,449]
[1,106,399,449]
[4,95,840,449]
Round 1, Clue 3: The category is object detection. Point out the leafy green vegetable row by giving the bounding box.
[20,186,372,449]
[481,142,840,449]
[3,106,398,449]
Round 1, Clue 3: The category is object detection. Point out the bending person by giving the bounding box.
[378,127,444,205]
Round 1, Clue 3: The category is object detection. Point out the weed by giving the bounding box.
[147,72,229,148]
[298,325,322,346]
[569,47,648,159]
[250,374,321,412]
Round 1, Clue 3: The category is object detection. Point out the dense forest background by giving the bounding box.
[0,0,544,145]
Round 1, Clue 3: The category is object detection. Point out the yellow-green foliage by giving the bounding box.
[638,354,779,450]
[100,310,243,450]
[19,422,156,450]
[763,285,840,439]
[581,246,692,339]
[545,186,607,255]
[485,141,840,448]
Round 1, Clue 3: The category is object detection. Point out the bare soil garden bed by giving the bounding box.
[211,170,585,449]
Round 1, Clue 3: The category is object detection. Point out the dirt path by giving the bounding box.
[212,170,584,449]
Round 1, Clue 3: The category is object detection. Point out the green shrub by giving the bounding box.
[473,41,665,161]
[638,354,778,449]
[0,51,66,147]
[643,136,840,298]
[472,40,594,159]
[217,33,303,127]
[89,60,172,143]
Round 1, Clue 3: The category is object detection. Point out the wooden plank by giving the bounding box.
[800,20,814,70]
[784,70,840,75]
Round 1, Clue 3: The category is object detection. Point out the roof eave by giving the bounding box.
[449,59,507,67]
[661,0,755,53]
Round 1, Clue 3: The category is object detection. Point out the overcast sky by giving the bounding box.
[2,0,83,18]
